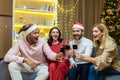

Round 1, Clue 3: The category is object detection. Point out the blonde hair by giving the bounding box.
[93,23,115,49]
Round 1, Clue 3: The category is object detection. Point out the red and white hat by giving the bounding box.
[72,22,84,30]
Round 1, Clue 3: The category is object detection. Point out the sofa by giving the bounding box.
[105,46,120,80]
[0,46,120,80]
[0,60,36,80]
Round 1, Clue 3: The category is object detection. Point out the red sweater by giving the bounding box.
[48,39,68,63]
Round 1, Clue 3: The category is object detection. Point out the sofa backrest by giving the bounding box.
[91,47,96,57]
[117,46,120,59]
[91,46,120,59]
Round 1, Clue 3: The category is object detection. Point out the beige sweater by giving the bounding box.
[94,40,120,71]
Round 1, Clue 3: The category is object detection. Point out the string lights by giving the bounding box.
[58,0,79,14]
[57,0,79,40]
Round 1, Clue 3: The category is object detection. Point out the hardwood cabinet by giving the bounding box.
[0,0,12,59]
[0,0,12,16]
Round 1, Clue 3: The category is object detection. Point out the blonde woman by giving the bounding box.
[66,23,120,80]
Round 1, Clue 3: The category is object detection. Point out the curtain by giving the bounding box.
[58,0,105,40]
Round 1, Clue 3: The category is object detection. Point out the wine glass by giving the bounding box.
[60,47,65,53]
[63,45,70,50]
[72,44,78,50]
[72,44,78,60]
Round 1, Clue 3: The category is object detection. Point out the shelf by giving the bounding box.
[14,25,53,31]
[13,0,57,41]
[14,9,55,18]
[34,0,56,4]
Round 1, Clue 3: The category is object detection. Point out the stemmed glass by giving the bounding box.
[60,44,70,54]
[72,40,78,50]
[64,45,70,50]
[59,45,70,61]
[72,44,78,59]
[72,44,78,50]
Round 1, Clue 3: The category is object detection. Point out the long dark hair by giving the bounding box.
[18,24,33,34]
[47,27,63,46]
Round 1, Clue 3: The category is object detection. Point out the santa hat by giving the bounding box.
[72,22,84,30]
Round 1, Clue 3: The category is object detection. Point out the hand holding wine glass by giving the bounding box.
[65,49,74,58]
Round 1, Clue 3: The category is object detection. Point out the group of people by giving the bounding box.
[3,22,120,80]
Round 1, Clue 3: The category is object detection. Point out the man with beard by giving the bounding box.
[4,24,63,80]
[68,22,93,80]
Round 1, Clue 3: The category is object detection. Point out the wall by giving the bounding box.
[79,0,105,39]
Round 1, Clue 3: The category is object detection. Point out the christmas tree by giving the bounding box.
[100,0,120,45]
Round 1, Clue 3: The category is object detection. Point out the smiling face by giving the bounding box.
[72,28,83,40]
[50,28,60,41]
[27,28,40,45]
[92,27,104,42]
